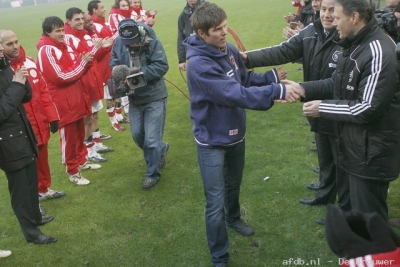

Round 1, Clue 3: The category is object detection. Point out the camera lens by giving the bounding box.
[131,77,140,85]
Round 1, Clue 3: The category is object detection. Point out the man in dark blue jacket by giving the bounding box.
[183,3,303,267]
[0,41,56,244]
[110,19,169,190]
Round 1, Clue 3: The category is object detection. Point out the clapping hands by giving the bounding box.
[12,66,28,84]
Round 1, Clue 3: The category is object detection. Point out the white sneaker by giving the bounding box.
[95,143,114,153]
[69,173,90,185]
[39,189,66,201]
[99,133,112,140]
[88,153,107,162]
[0,250,12,258]
[79,162,101,170]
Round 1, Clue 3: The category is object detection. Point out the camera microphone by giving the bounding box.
[112,65,130,82]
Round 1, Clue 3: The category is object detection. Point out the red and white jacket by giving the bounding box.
[9,46,59,146]
[36,35,91,128]
[130,6,155,27]
[64,23,103,103]
[90,15,118,83]
[340,248,400,267]
[108,8,131,33]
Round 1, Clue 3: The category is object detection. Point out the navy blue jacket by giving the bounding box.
[183,35,286,147]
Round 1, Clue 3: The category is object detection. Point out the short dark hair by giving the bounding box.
[190,2,227,36]
[42,16,64,36]
[335,0,375,23]
[66,7,83,20]
[112,0,129,9]
[88,0,101,15]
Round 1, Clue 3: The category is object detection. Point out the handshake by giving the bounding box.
[279,80,305,103]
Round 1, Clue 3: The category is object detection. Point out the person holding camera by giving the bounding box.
[110,19,169,190]
[381,0,399,12]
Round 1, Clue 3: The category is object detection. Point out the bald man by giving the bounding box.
[0,30,66,201]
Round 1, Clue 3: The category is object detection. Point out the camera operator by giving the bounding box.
[375,3,400,42]
[395,2,400,40]
[110,18,169,190]
[381,0,399,13]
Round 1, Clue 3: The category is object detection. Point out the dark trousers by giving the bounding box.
[315,133,350,211]
[349,174,389,220]
[5,161,43,241]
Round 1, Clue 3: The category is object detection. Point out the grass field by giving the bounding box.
[1,0,400,266]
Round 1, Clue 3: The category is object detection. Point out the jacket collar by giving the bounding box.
[337,17,379,50]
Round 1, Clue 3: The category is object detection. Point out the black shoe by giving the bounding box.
[316,218,325,225]
[307,181,320,190]
[299,197,324,206]
[37,216,54,226]
[28,234,57,244]
[310,146,317,152]
[312,167,320,173]
[227,219,254,236]
[142,178,158,190]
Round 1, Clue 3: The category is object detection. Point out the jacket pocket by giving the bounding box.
[0,128,31,162]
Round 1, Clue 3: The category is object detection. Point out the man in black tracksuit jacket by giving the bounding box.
[291,0,400,220]
[177,0,205,71]
[242,0,350,224]
[0,44,56,244]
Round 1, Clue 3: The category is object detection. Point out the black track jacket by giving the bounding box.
[245,19,341,135]
[301,19,400,181]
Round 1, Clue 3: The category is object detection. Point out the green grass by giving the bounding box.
[1,0,400,266]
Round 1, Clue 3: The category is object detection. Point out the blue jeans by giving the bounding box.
[197,140,245,265]
[129,98,167,180]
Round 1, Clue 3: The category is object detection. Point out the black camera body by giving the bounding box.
[375,9,398,41]
[126,72,147,91]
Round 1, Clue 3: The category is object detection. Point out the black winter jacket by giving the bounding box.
[177,0,205,63]
[245,19,341,135]
[302,19,400,181]
[0,61,38,172]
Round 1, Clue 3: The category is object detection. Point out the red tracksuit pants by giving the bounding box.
[37,142,51,194]
[59,118,87,175]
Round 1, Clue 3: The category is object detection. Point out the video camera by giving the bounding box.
[108,45,149,99]
[375,9,398,41]
[108,65,147,99]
